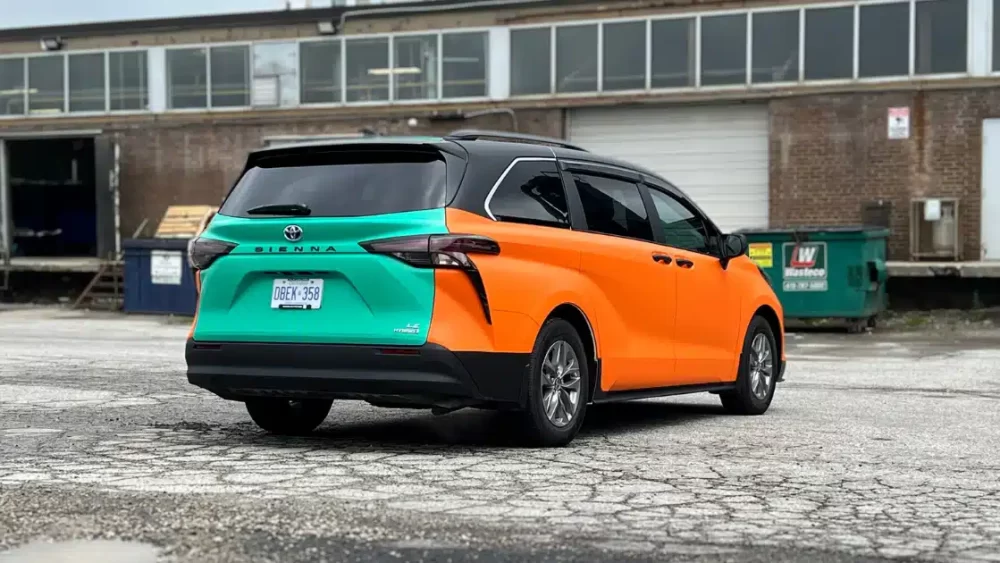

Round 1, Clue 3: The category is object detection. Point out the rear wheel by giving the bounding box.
[720,315,777,415]
[519,319,590,447]
[245,398,333,436]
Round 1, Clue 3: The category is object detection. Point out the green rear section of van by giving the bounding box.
[191,208,448,346]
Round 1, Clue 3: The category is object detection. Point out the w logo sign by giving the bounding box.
[790,245,818,267]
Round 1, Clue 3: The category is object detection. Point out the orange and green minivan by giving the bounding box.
[186,130,786,446]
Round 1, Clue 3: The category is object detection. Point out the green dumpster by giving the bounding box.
[735,226,889,329]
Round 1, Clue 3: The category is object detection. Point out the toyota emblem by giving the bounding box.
[283,225,303,242]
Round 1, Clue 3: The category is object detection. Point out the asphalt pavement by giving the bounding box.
[1,307,999,562]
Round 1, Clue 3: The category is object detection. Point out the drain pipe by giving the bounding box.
[334,0,551,34]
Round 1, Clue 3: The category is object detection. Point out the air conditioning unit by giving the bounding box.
[909,197,961,261]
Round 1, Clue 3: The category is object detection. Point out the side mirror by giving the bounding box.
[719,233,748,269]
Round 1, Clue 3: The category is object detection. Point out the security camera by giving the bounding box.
[40,37,63,51]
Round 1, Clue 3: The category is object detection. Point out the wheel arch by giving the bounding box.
[752,303,783,363]
[543,303,600,403]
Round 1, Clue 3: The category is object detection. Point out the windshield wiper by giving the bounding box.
[246,203,312,216]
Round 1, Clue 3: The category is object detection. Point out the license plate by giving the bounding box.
[271,278,323,310]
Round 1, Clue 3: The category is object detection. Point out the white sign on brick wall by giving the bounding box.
[888,107,910,140]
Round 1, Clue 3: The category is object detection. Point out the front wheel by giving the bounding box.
[720,315,778,415]
[245,398,333,436]
[519,319,590,447]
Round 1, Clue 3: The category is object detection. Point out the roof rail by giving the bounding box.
[444,129,589,152]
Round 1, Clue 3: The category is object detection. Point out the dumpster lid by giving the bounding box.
[123,237,191,251]
[735,225,889,238]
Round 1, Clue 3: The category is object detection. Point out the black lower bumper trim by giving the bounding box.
[185,340,528,407]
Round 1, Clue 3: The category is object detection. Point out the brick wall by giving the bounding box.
[112,109,562,237]
[769,88,1000,261]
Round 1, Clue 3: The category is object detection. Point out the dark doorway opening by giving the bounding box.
[7,137,98,258]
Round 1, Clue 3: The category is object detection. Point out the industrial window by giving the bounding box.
[167,48,208,109]
[915,0,968,75]
[68,53,106,113]
[442,32,488,98]
[804,7,854,80]
[752,10,800,83]
[510,28,551,96]
[603,21,647,91]
[394,34,438,101]
[0,58,26,116]
[556,24,598,93]
[210,45,250,108]
[488,161,570,228]
[859,2,910,78]
[109,51,148,111]
[299,41,341,104]
[345,37,389,103]
[28,55,65,114]
[650,18,695,88]
[701,14,748,86]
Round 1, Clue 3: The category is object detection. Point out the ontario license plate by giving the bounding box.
[271,278,323,310]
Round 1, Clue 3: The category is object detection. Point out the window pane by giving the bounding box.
[346,37,389,102]
[701,14,747,86]
[603,21,647,91]
[511,28,551,95]
[0,58,26,116]
[805,7,853,80]
[167,48,207,109]
[28,56,64,114]
[489,161,569,228]
[648,189,711,253]
[300,41,341,104]
[442,32,488,98]
[575,174,654,242]
[68,53,105,112]
[915,0,967,75]
[210,46,249,107]
[109,51,148,111]
[859,3,910,78]
[651,18,695,88]
[556,24,598,93]
[394,34,438,100]
[752,10,799,83]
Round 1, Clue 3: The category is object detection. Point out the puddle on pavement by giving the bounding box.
[0,540,159,563]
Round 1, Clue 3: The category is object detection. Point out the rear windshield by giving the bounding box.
[219,149,448,218]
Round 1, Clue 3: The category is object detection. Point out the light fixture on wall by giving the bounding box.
[317,21,336,35]
[39,37,64,51]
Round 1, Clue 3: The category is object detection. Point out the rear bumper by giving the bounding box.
[185,340,528,408]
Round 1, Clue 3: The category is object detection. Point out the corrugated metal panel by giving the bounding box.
[567,104,770,233]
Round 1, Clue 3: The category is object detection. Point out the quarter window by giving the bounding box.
[647,188,712,254]
[488,161,570,228]
[574,173,654,242]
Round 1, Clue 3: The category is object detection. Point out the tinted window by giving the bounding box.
[574,173,654,242]
[647,188,712,254]
[489,161,570,228]
[220,151,447,218]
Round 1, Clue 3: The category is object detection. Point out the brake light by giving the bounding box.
[360,234,500,324]
[188,237,237,271]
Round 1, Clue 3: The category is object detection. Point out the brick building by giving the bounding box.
[0,0,997,273]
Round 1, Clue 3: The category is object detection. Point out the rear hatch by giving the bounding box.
[190,141,465,346]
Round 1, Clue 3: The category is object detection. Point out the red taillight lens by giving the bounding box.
[188,237,237,271]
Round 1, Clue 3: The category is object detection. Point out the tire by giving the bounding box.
[519,319,590,447]
[720,315,778,415]
[245,398,333,436]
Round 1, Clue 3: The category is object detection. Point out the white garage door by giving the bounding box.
[567,104,770,233]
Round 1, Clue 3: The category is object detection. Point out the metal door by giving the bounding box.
[982,120,1000,260]
[94,137,121,260]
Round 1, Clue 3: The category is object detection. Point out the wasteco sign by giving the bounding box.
[782,241,828,292]
[748,243,773,268]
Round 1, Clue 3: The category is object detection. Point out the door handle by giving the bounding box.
[676,258,695,269]
[652,254,672,264]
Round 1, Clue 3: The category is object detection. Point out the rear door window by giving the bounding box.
[572,172,655,242]
[487,160,570,228]
[220,149,448,218]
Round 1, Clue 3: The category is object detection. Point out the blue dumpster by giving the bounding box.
[123,238,197,316]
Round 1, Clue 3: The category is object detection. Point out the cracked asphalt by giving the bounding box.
[2,307,1000,562]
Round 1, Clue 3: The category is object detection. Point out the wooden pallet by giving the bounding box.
[155,205,217,239]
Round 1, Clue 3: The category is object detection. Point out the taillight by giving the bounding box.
[188,237,237,271]
[360,234,500,324]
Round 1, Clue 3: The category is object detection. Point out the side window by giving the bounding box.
[647,187,713,254]
[573,173,655,242]
[488,160,570,228]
